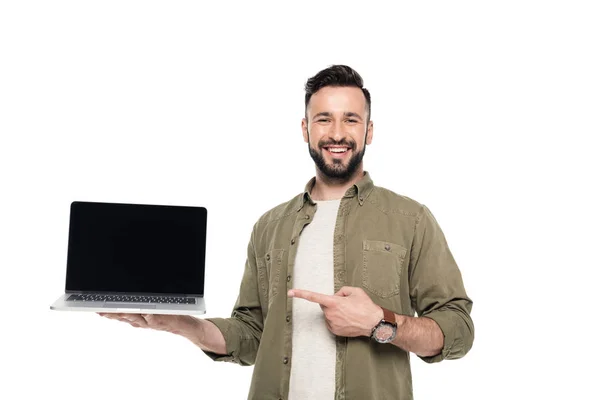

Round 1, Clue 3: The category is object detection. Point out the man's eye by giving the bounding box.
[317,119,330,122]
[347,119,358,123]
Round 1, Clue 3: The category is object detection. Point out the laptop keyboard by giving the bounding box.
[67,294,195,304]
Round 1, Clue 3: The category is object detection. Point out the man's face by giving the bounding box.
[302,86,373,181]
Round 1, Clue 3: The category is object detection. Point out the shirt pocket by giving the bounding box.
[362,240,407,298]
[257,248,285,308]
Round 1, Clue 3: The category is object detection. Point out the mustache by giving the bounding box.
[318,139,356,150]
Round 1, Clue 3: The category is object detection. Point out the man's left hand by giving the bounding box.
[288,286,384,337]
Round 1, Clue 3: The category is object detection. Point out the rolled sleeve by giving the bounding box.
[202,314,262,365]
[201,227,264,366]
[409,205,474,363]
[202,318,236,363]
[419,306,473,363]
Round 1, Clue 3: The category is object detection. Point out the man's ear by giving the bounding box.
[366,120,374,145]
[302,118,309,143]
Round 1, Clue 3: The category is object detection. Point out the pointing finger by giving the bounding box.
[288,289,337,308]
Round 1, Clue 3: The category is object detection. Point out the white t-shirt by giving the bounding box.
[288,199,341,400]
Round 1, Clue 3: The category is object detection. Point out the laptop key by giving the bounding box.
[66,294,195,304]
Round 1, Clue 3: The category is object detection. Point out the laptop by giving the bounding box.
[50,201,207,315]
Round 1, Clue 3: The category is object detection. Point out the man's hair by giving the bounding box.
[304,65,371,121]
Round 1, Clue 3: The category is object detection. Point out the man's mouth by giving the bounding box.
[323,146,351,156]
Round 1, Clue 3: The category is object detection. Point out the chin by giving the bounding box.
[321,169,352,180]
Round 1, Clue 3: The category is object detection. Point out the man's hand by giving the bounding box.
[288,286,384,337]
[97,313,200,338]
[97,313,228,354]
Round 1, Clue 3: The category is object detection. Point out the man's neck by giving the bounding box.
[310,167,366,201]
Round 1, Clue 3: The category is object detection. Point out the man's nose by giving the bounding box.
[329,120,346,142]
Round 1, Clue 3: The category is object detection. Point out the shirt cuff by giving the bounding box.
[418,310,461,364]
[201,318,237,363]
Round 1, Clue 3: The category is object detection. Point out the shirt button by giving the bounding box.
[359,196,364,202]
[287,275,291,282]
[283,357,289,364]
[266,254,271,261]
[286,316,290,322]
[385,244,391,251]
[305,215,310,219]
[291,238,296,245]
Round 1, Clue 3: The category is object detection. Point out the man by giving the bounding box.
[100,65,474,400]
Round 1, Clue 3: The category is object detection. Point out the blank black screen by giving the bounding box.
[65,202,206,295]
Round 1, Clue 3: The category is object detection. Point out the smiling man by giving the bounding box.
[304,84,371,184]
[100,65,474,400]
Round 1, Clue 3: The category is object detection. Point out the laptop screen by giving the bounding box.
[65,202,206,296]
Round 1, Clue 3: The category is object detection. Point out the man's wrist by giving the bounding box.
[366,307,385,337]
[178,316,205,343]
[394,314,406,328]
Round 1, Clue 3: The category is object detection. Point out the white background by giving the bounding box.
[1,1,599,399]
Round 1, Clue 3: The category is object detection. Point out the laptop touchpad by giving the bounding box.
[104,303,157,309]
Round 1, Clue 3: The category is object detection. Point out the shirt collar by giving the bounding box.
[296,171,375,211]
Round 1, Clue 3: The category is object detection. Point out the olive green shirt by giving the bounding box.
[204,172,474,400]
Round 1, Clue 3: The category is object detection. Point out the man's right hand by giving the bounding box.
[97,312,227,355]
[97,312,199,337]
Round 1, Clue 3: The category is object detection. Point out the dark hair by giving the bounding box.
[304,65,371,121]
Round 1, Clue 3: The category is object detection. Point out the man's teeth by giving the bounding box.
[329,148,348,153]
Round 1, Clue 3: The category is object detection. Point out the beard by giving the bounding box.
[308,133,367,181]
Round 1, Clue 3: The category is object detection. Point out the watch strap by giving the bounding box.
[381,307,397,326]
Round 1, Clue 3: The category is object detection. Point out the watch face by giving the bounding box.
[374,322,396,343]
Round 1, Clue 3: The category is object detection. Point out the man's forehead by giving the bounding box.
[307,86,367,116]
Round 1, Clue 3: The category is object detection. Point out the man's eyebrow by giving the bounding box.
[344,112,363,121]
[311,111,364,121]
[312,112,332,121]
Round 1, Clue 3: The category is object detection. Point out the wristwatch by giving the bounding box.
[370,307,397,344]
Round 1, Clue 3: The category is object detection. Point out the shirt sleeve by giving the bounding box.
[409,204,475,363]
[202,225,264,366]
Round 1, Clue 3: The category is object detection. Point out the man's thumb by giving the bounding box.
[334,286,356,297]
